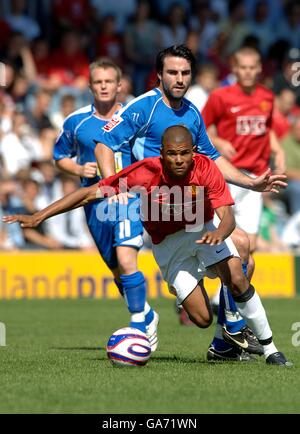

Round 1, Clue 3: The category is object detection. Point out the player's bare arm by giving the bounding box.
[94,142,116,178]
[206,125,237,160]
[270,130,286,175]
[196,206,235,245]
[2,183,101,228]
[56,158,98,178]
[215,155,287,192]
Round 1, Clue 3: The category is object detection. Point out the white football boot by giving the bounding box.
[146,311,159,352]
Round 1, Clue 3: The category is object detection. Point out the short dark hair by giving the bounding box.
[89,57,122,82]
[156,45,196,77]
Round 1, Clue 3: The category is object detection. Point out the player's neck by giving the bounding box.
[238,82,257,95]
[93,100,121,119]
[162,94,183,110]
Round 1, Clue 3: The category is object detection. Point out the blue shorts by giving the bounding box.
[84,197,143,270]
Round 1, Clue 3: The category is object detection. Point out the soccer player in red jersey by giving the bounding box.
[202,46,286,348]
[3,125,291,365]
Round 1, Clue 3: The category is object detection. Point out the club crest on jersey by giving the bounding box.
[188,185,200,197]
[260,100,271,112]
[102,116,123,132]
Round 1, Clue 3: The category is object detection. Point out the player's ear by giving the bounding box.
[117,81,122,94]
[192,145,197,156]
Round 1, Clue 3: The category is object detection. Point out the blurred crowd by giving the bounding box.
[1,0,300,252]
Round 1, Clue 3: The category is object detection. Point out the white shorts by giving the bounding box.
[152,220,240,305]
[228,180,263,235]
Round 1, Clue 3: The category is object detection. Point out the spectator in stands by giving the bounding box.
[0,111,41,176]
[4,0,40,41]
[118,75,135,104]
[50,94,77,131]
[185,63,219,112]
[272,88,300,140]
[188,1,219,59]
[248,1,275,56]
[51,0,92,31]
[48,30,89,90]
[160,3,187,48]
[1,32,37,85]
[281,115,300,215]
[273,48,300,106]
[124,0,161,95]
[25,89,53,133]
[218,0,251,56]
[95,15,124,68]
[91,0,137,33]
[39,176,94,250]
[16,177,63,250]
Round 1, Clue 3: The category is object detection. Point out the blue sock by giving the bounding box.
[211,298,232,351]
[220,261,249,333]
[114,279,124,296]
[145,307,154,326]
[120,272,146,333]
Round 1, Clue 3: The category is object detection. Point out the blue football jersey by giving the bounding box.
[53,104,143,269]
[53,104,133,187]
[93,88,220,161]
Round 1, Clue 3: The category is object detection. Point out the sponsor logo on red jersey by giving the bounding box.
[236,116,267,135]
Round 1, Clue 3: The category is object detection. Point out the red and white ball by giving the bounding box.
[106,327,151,367]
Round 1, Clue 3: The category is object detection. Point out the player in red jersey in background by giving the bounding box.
[202,46,286,350]
[3,125,291,365]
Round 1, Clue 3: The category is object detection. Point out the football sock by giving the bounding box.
[211,323,232,351]
[217,261,249,333]
[233,285,277,358]
[121,271,146,333]
[211,295,232,351]
[222,284,246,333]
[211,285,221,306]
[114,278,124,296]
[144,301,155,326]
[115,279,155,325]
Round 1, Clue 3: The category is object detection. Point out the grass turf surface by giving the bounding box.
[0,298,299,414]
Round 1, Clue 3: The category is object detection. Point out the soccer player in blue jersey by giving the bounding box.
[53,58,159,348]
[92,45,287,361]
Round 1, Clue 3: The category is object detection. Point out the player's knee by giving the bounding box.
[118,256,137,274]
[226,273,249,298]
[232,228,250,261]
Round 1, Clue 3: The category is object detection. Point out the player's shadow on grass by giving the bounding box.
[151,355,207,364]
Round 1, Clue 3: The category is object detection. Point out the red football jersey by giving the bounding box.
[99,155,234,244]
[202,83,274,175]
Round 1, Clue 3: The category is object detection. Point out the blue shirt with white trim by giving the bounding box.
[53,104,133,186]
[93,88,220,161]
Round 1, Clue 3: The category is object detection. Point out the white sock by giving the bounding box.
[211,285,221,305]
[131,312,145,323]
[144,301,151,315]
[262,342,278,359]
[214,323,224,340]
[235,291,273,341]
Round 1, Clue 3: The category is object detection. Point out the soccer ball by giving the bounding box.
[106,327,152,367]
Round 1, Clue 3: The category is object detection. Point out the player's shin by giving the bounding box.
[120,271,146,333]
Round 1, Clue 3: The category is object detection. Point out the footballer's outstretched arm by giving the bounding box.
[215,155,288,193]
[2,183,101,228]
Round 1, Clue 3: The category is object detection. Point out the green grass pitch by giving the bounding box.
[0,298,300,414]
